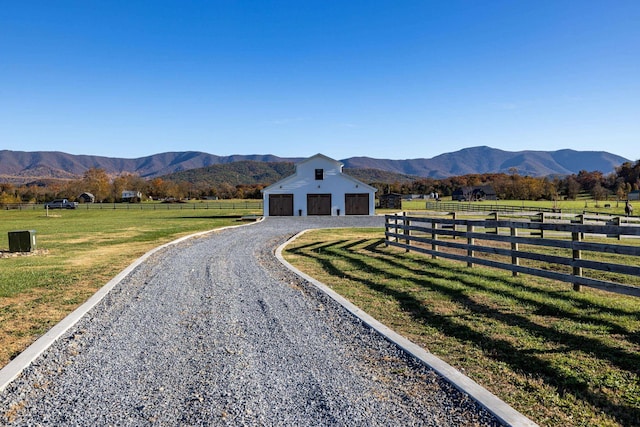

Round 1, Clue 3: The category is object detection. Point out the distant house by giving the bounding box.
[452,185,497,201]
[122,190,142,202]
[402,194,428,200]
[379,193,403,209]
[261,153,377,216]
[78,192,95,203]
[628,190,640,201]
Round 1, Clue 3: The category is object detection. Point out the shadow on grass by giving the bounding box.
[178,215,244,219]
[366,240,640,326]
[288,237,640,426]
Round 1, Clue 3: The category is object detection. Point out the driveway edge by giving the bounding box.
[275,228,538,427]
[0,219,263,392]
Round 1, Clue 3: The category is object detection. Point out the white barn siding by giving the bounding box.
[261,154,377,217]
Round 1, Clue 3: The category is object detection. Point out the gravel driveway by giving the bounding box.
[0,217,502,426]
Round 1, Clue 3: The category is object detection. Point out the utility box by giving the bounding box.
[8,230,37,253]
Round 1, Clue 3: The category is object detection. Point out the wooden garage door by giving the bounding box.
[269,194,294,216]
[345,193,369,215]
[307,194,331,215]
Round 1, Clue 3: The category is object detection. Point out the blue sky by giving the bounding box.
[1,1,638,161]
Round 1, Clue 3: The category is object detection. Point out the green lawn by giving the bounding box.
[0,206,260,366]
[283,228,640,427]
[401,198,632,216]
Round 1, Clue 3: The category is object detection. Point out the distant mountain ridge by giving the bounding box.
[341,147,629,178]
[0,146,630,184]
[161,161,420,187]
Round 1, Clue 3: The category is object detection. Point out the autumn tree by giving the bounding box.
[112,173,147,201]
[592,182,609,204]
[542,177,560,202]
[217,183,236,199]
[82,168,111,202]
[616,161,640,190]
[575,170,604,192]
[564,175,581,200]
[0,183,20,205]
[149,178,167,200]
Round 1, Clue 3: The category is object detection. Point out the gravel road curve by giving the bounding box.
[1,217,502,426]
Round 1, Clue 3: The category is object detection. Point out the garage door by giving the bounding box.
[269,194,294,216]
[345,193,369,215]
[307,194,331,215]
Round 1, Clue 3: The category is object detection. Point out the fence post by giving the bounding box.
[385,216,389,247]
[394,213,399,243]
[492,212,499,234]
[511,226,519,276]
[539,212,545,238]
[572,231,583,291]
[404,212,410,252]
[431,218,438,259]
[467,223,474,267]
[452,212,458,239]
[616,216,622,240]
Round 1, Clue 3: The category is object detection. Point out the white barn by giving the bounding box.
[261,154,377,216]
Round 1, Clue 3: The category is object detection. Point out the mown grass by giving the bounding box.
[401,198,632,216]
[283,228,640,427]
[0,206,260,367]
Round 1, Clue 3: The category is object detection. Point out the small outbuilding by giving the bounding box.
[379,193,403,209]
[122,190,142,202]
[628,190,640,201]
[261,154,377,216]
[78,192,95,203]
[452,185,497,201]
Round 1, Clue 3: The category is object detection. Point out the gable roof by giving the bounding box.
[297,153,343,168]
[261,153,376,193]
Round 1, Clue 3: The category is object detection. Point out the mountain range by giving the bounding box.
[0,146,630,185]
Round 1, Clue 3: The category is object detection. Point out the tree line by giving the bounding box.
[1,160,639,205]
[369,160,640,202]
[0,168,267,204]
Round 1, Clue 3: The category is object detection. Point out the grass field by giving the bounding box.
[283,228,640,427]
[401,198,633,216]
[3,198,638,426]
[0,204,261,367]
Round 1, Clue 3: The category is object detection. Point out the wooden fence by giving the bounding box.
[384,212,640,297]
[2,201,263,211]
[425,201,635,217]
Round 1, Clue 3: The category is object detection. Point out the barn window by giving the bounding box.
[315,169,324,180]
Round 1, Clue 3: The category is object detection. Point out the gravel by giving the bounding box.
[0,216,502,426]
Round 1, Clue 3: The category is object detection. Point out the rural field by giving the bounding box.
[0,202,261,367]
[283,227,640,427]
[401,197,635,216]
[1,199,639,426]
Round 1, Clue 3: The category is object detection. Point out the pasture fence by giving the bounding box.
[385,212,640,298]
[425,201,631,216]
[2,201,263,211]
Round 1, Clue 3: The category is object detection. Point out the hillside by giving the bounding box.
[0,146,630,184]
[0,150,302,184]
[341,146,629,177]
[161,161,296,187]
[159,161,418,187]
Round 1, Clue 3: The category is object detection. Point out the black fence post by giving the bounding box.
[572,231,583,291]
[403,212,410,252]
